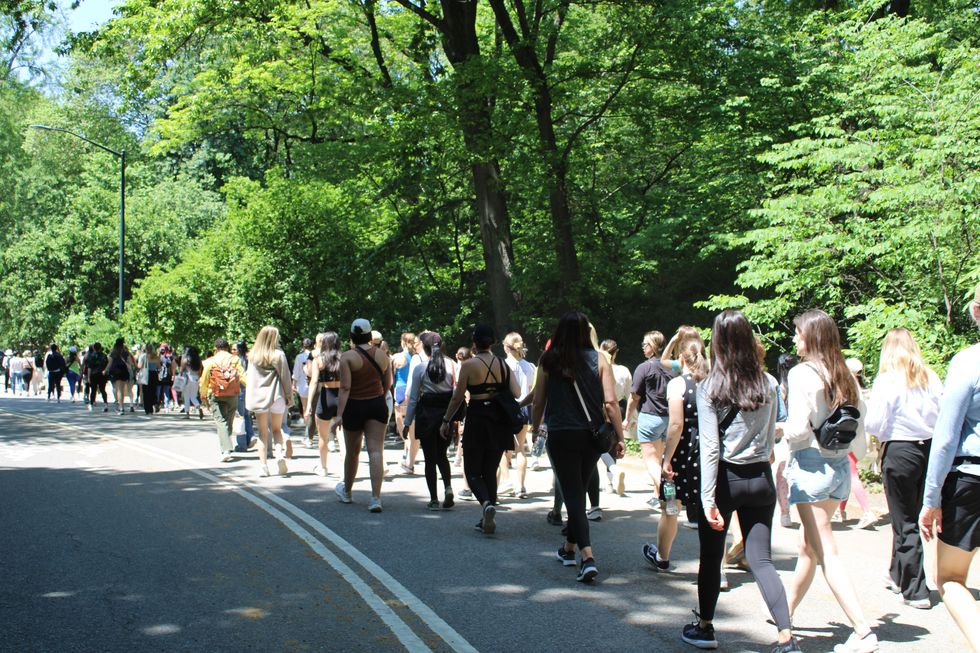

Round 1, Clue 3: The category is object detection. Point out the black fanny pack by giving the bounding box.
[953,456,980,466]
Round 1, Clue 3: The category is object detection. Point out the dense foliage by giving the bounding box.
[1,0,977,371]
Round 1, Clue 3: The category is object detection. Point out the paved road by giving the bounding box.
[0,395,974,652]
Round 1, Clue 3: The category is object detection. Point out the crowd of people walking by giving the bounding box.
[3,284,980,653]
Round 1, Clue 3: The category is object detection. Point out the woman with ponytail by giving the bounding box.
[404,332,458,510]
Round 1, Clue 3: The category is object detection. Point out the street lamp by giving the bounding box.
[29,125,126,316]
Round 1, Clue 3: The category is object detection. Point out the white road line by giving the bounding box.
[1,408,479,653]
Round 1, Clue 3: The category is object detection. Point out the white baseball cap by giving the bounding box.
[351,318,372,335]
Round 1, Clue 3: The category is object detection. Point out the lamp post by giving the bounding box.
[29,125,126,316]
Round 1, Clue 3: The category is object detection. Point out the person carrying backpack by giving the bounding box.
[777,309,877,653]
[200,338,247,462]
[84,343,110,412]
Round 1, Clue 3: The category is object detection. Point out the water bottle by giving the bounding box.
[663,480,679,515]
[532,425,548,457]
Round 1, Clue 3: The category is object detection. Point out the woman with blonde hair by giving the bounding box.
[865,328,942,610]
[246,326,293,477]
[305,332,343,477]
[499,331,535,498]
[779,309,877,652]
[920,283,980,651]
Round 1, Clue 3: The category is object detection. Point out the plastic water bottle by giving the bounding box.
[532,425,548,457]
[663,481,679,515]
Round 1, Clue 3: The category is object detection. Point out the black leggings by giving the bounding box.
[547,429,600,549]
[87,373,107,405]
[142,375,158,415]
[47,372,64,399]
[419,431,453,501]
[697,461,790,631]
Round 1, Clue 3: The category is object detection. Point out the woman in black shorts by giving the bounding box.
[334,319,391,513]
[305,331,342,478]
[920,283,980,651]
[441,324,520,535]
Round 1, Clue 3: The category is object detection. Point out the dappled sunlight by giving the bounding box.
[141,624,182,635]
[224,607,269,620]
[40,591,76,598]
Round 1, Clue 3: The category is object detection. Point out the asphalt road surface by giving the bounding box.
[1,394,975,653]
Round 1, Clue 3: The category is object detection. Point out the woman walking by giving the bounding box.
[681,309,798,653]
[780,309,876,653]
[232,341,256,451]
[305,332,343,476]
[44,344,67,402]
[180,346,205,420]
[405,332,458,510]
[84,344,109,412]
[441,325,520,534]
[137,343,160,415]
[529,312,625,582]
[107,339,133,414]
[334,319,392,512]
[245,326,292,477]
[919,283,980,651]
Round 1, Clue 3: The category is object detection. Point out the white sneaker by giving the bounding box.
[276,458,288,475]
[328,441,339,453]
[368,497,383,513]
[530,458,540,471]
[313,465,328,477]
[833,631,879,653]
[719,567,729,592]
[303,438,314,449]
[587,507,603,521]
[258,464,270,477]
[335,482,352,504]
[498,483,515,497]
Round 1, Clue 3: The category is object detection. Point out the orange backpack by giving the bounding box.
[209,357,241,398]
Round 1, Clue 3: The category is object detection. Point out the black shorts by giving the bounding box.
[940,471,980,552]
[316,386,339,420]
[342,395,388,432]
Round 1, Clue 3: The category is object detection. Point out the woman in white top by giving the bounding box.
[246,326,293,477]
[500,331,535,498]
[779,309,877,653]
[865,328,941,609]
[600,339,631,495]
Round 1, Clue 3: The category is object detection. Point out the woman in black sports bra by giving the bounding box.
[304,331,343,478]
[441,324,520,535]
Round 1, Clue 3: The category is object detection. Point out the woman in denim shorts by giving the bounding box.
[778,309,878,653]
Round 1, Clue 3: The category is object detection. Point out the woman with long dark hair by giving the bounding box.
[441,325,520,534]
[405,332,458,510]
[305,332,342,477]
[180,345,205,420]
[780,309,875,652]
[682,309,798,653]
[528,312,625,583]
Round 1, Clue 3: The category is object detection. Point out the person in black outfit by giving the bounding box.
[441,325,520,535]
[84,343,109,412]
[530,312,626,583]
[44,343,68,402]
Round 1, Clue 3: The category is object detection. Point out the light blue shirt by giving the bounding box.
[924,343,980,508]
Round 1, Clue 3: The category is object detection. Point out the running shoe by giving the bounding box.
[642,542,670,571]
[883,571,900,594]
[303,437,314,449]
[498,483,515,497]
[328,441,339,453]
[832,631,879,653]
[427,500,441,511]
[334,482,352,504]
[587,507,603,521]
[276,458,288,475]
[443,490,455,510]
[481,504,496,534]
[400,462,415,475]
[313,465,328,477]
[556,546,576,567]
[681,612,718,649]
[517,487,528,499]
[458,488,475,501]
[258,464,270,477]
[682,519,699,530]
[546,510,564,526]
[368,497,383,513]
[576,558,598,583]
[903,597,931,609]
[530,458,540,471]
[769,638,803,653]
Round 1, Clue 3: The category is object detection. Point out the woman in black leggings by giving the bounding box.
[530,312,625,583]
[441,325,520,535]
[405,332,458,510]
[682,309,799,653]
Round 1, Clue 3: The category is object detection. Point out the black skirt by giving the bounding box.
[940,471,980,552]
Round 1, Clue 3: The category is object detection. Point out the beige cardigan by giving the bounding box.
[244,350,291,412]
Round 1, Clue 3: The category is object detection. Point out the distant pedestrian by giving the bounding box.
[83,344,109,412]
[137,343,160,415]
[232,341,255,451]
[246,326,292,477]
[180,346,204,420]
[107,339,134,415]
[44,343,67,402]
[65,346,81,401]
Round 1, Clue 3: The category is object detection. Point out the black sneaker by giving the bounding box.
[642,542,670,571]
[556,546,576,567]
[576,558,598,583]
[443,489,454,510]
[770,638,802,653]
[546,510,563,526]
[481,504,496,534]
[682,611,718,649]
